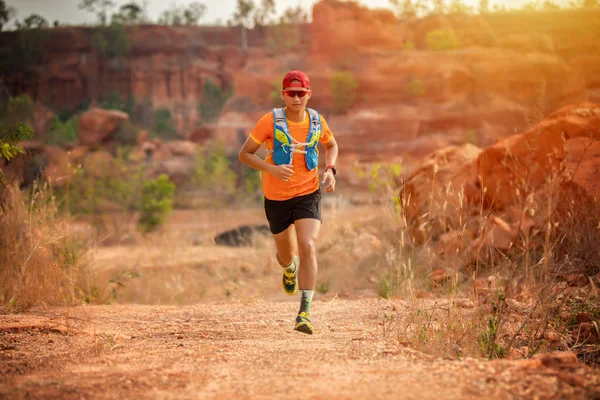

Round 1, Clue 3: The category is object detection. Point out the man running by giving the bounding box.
[238,70,339,334]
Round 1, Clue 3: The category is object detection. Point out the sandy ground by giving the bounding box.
[2,203,600,399]
[1,299,600,400]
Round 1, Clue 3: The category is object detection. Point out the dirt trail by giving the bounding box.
[2,299,599,400]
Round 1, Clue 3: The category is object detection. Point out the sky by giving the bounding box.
[5,0,541,27]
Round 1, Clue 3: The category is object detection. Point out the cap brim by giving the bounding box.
[282,86,309,91]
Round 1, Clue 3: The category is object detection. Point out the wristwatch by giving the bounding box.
[325,165,337,175]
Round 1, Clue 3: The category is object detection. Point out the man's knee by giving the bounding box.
[298,239,316,256]
[276,251,295,266]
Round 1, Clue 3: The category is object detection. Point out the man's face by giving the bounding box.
[280,79,311,112]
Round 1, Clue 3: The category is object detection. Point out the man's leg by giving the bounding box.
[293,218,321,334]
[273,225,299,295]
[294,218,321,290]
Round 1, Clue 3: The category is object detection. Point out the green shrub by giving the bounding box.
[153,107,179,141]
[426,29,460,51]
[270,79,282,107]
[65,148,145,216]
[138,174,175,233]
[330,71,358,114]
[199,79,231,123]
[57,99,91,123]
[47,116,78,146]
[100,91,135,116]
[0,94,35,187]
[91,22,129,58]
[113,121,139,146]
[194,143,237,201]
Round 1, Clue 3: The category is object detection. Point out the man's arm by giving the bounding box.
[321,136,338,192]
[238,137,294,181]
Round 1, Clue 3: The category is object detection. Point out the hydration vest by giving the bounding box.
[271,108,321,170]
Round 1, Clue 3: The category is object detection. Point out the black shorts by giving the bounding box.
[264,189,322,235]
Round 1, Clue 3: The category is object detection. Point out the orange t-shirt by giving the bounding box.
[249,109,334,201]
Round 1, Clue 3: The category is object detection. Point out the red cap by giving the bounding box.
[282,70,310,89]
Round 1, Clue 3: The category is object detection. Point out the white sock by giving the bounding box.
[278,254,297,274]
[299,290,314,314]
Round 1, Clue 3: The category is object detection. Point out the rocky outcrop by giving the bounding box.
[77,107,129,147]
[401,102,600,262]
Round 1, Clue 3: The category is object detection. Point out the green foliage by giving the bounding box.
[91,22,129,58]
[199,79,232,123]
[269,79,282,107]
[0,25,49,75]
[112,2,145,24]
[477,315,507,358]
[57,99,91,123]
[378,275,392,299]
[158,1,206,25]
[353,162,402,193]
[316,279,330,295]
[267,23,301,53]
[153,107,179,140]
[243,166,261,197]
[78,0,116,25]
[0,1,16,31]
[232,0,256,27]
[426,29,460,51]
[100,91,135,115]
[47,116,78,146]
[113,121,139,146]
[14,14,49,29]
[138,174,175,233]
[65,148,145,216]
[406,77,426,96]
[265,5,308,52]
[194,144,237,200]
[330,71,359,114]
[447,0,474,14]
[0,94,35,184]
[253,0,276,26]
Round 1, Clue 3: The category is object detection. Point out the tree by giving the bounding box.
[582,0,599,7]
[112,1,144,24]
[182,2,206,25]
[280,5,308,23]
[253,0,276,26]
[431,0,445,14]
[479,0,489,13]
[232,0,256,52]
[78,0,116,25]
[389,0,417,17]
[448,0,473,14]
[158,2,206,26]
[91,22,129,58]
[0,0,16,31]
[14,13,49,30]
[266,5,308,52]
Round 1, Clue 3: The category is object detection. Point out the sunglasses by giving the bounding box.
[284,90,309,98]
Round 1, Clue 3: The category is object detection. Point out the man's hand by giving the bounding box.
[322,169,336,192]
[269,164,294,181]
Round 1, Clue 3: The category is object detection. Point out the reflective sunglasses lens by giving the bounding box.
[286,91,307,98]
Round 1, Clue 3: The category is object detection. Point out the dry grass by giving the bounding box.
[347,155,600,364]
[0,183,94,312]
